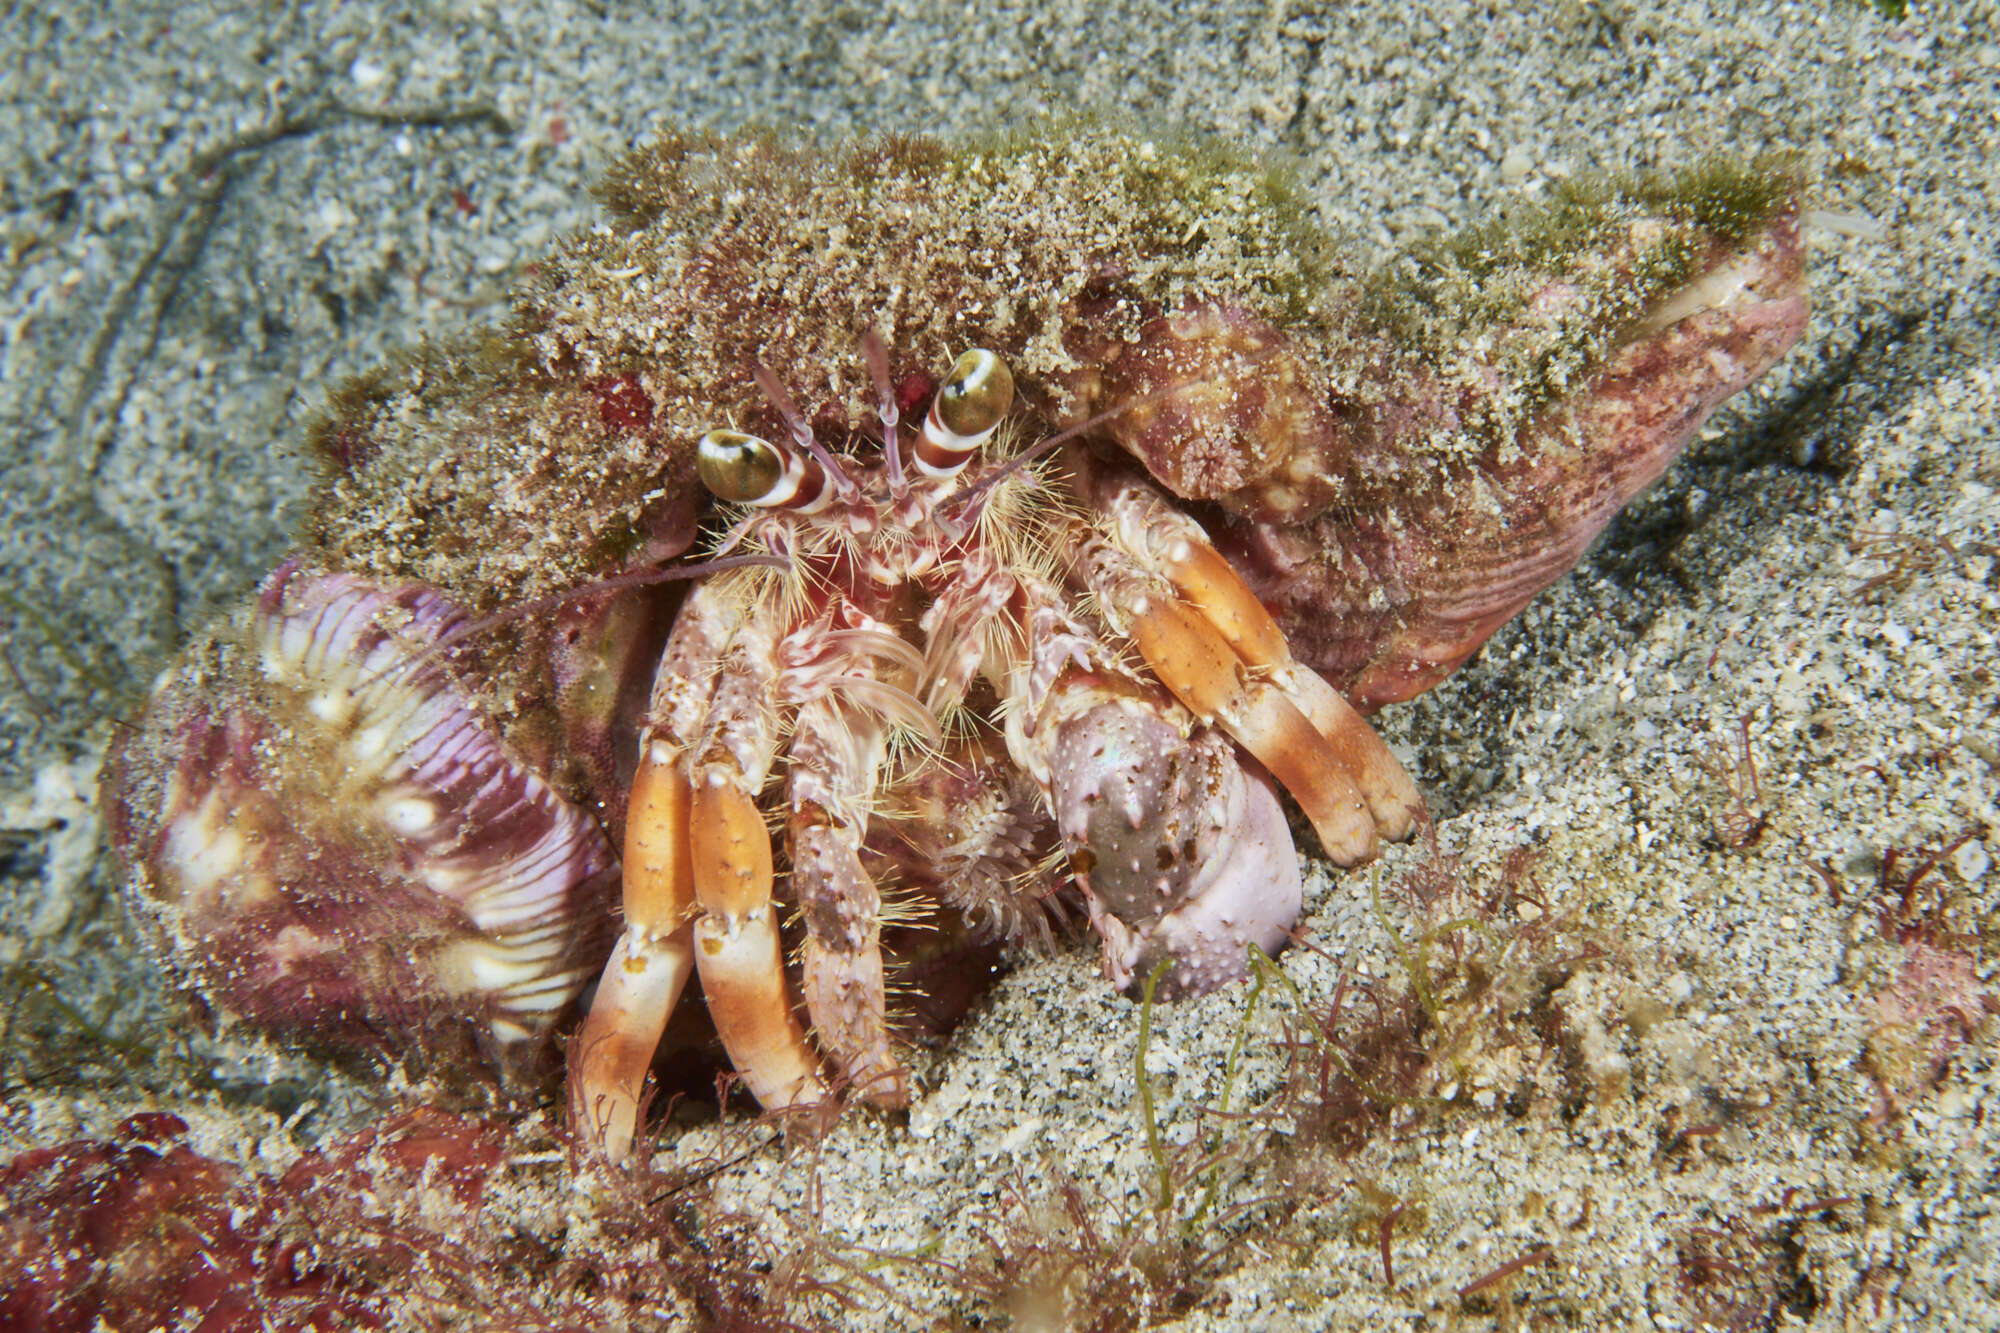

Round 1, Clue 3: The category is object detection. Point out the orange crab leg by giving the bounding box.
[688,771,827,1110]
[1153,538,1291,666]
[572,739,697,1162]
[1154,539,1422,839]
[1125,593,1380,866]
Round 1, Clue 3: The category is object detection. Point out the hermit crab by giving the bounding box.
[101,127,1809,1160]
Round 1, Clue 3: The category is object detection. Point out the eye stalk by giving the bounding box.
[915,349,1015,479]
[698,429,829,511]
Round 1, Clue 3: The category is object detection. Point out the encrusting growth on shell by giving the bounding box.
[304,128,1804,711]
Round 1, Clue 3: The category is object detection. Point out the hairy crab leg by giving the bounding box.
[571,737,696,1162]
[779,601,937,1106]
[786,696,906,1106]
[917,548,1016,714]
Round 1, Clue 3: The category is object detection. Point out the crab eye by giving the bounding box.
[915,349,1015,480]
[935,349,1015,441]
[697,430,787,504]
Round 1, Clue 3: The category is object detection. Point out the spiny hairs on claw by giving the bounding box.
[102,562,619,1075]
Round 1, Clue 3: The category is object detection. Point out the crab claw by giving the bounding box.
[1050,706,1301,997]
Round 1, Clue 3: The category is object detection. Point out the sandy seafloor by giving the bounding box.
[2,1,1996,1328]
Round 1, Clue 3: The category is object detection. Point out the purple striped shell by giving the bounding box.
[105,564,616,1067]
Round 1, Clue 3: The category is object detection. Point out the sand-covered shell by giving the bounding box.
[306,129,1805,709]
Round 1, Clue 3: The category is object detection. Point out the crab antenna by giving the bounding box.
[862,328,909,499]
[752,361,858,499]
[358,554,789,689]
[938,398,1134,535]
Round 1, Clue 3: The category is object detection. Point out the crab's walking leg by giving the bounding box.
[686,606,827,1112]
[1079,475,1422,865]
[571,738,696,1162]
[1103,565,1377,865]
[786,697,906,1106]
[570,585,822,1161]
[1138,526,1421,840]
[571,586,738,1160]
[688,761,825,1110]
